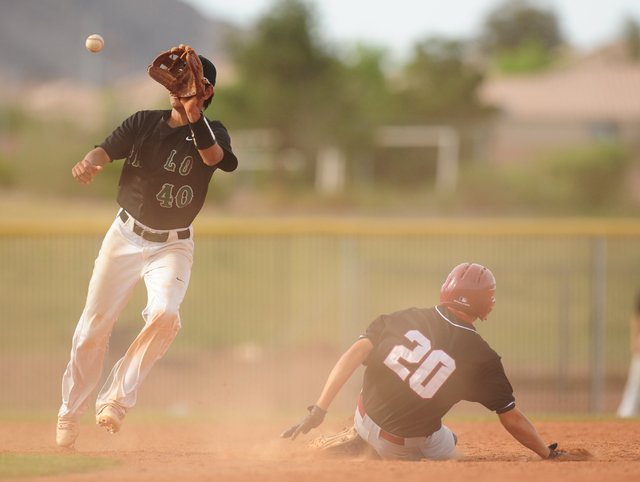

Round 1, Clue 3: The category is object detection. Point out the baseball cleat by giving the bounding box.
[56,418,80,447]
[96,407,122,434]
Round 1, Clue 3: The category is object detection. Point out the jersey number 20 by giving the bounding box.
[383,330,456,399]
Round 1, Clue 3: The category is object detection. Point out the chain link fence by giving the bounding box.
[1,218,639,420]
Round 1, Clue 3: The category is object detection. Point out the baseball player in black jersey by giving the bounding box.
[56,53,237,448]
[282,263,572,460]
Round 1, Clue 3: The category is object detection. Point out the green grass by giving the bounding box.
[0,453,122,479]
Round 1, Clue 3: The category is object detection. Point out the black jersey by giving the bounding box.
[360,306,515,438]
[99,110,238,230]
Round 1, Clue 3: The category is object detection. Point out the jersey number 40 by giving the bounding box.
[383,330,456,399]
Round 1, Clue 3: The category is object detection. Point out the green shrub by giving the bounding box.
[541,142,633,209]
[457,142,636,215]
[0,159,16,187]
[456,162,538,214]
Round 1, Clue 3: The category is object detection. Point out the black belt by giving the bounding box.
[119,210,190,242]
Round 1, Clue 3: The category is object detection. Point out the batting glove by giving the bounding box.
[280,405,327,440]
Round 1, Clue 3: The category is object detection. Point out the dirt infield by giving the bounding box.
[1,419,640,482]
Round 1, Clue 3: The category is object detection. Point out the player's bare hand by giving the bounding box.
[179,95,203,119]
[280,405,327,441]
[72,159,103,185]
[179,94,198,107]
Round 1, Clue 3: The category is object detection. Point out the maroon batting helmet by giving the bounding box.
[440,263,496,321]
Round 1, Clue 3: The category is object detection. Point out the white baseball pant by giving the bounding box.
[354,394,456,461]
[58,210,194,422]
[618,353,640,418]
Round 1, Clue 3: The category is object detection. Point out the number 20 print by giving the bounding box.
[383,330,456,399]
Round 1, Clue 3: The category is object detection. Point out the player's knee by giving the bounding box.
[148,307,181,331]
[76,312,112,347]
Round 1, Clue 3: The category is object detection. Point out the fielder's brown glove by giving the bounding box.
[147,44,206,98]
[306,426,370,456]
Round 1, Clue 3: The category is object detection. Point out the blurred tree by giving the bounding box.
[623,17,640,61]
[481,0,563,73]
[216,0,493,193]
[369,37,492,190]
[333,45,394,187]
[392,37,490,120]
[336,45,392,147]
[219,0,343,187]
[493,37,555,73]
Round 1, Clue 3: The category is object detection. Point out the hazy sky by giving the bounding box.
[182,0,640,59]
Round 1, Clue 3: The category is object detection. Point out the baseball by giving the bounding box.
[85,34,104,53]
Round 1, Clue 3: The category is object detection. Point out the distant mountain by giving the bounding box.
[0,0,240,85]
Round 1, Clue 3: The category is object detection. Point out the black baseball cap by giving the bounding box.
[199,55,217,87]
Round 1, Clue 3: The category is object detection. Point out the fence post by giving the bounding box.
[591,237,607,413]
[341,237,359,349]
[558,264,570,391]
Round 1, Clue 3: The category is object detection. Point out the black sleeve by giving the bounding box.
[358,316,388,367]
[98,111,144,162]
[210,120,238,172]
[361,314,388,348]
[467,357,516,414]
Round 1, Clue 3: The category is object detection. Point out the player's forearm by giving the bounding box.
[198,143,225,166]
[85,147,111,168]
[72,147,109,184]
[316,338,373,411]
[315,356,359,411]
[498,408,551,458]
[185,110,224,166]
